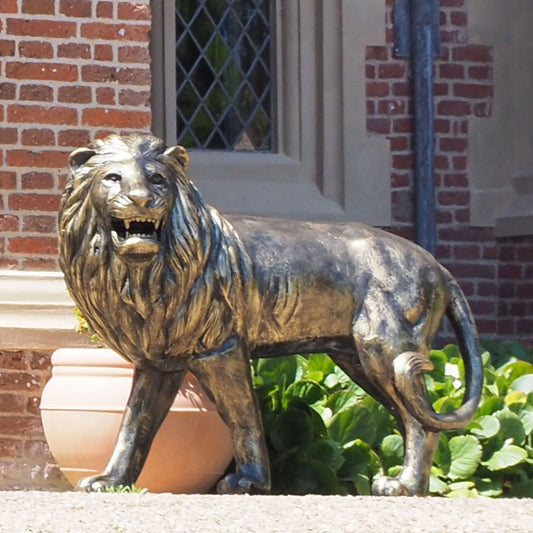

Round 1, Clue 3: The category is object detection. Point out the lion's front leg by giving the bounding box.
[189,343,270,494]
[78,366,185,492]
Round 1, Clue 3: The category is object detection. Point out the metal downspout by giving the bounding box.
[394,0,441,255]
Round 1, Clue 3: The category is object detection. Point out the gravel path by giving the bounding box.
[0,492,531,533]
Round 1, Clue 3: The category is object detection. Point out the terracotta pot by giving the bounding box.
[40,348,234,493]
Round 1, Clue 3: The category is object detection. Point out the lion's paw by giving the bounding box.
[77,474,125,493]
[217,473,269,495]
[372,476,413,497]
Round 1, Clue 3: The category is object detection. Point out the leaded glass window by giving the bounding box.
[175,0,274,152]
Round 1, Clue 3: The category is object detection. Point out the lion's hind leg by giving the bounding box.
[351,312,441,496]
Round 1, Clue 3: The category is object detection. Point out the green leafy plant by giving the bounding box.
[252,342,533,497]
[102,484,148,494]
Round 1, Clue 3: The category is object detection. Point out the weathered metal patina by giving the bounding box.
[58,134,483,496]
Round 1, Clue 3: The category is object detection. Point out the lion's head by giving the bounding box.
[59,134,247,366]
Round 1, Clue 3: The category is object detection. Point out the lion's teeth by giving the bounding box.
[125,220,130,230]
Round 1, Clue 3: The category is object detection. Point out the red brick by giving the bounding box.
[392,118,413,133]
[82,108,151,128]
[96,1,114,18]
[0,438,23,459]
[25,439,53,459]
[447,262,495,279]
[0,215,19,231]
[450,11,467,26]
[0,128,18,144]
[21,129,55,147]
[21,171,54,189]
[0,39,15,56]
[473,102,491,117]
[444,173,468,187]
[367,118,390,135]
[7,19,76,38]
[468,65,492,80]
[58,129,91,147]
[439,137,468,152]
[81,22,150,42]
[0,416,43,438]
[0,172,16,189]
[19,85,53,102]
[452,45,492,63]
[22,215,56,233]
[389,136,409,151]
[118,45,150,64]
[6,62,78,82]
[392,82,411,97]
[96,87,116,105]
[438,191,469,206]
[453,83,492,99]
[7,150,68,169]
[0,392,26,413]
[22,0,55,14]
[0,0,17,13]
[365,46,388,61]
[366,82,389,97]
[0,82,16,99]
[439,64,464,79]
[8,105,77,125]
[60,0,92,17]
[434,119,450,134]
[453,244,480,260]
[94,43,114,61]
[377,99,406,115]
[8,237,58,255]
[392,154,412,170]
[119,89,150,107]
[115,67,151,85]
[498,264,523,280]
[366,64,376,79]
[9,193,61,212]
[378,63,406,79]
[57,43,91,59]
[58,85,92,104]
[81,64,117,83]
[19,41,54,58]
[118,2,151,20]
[437,100,471,116]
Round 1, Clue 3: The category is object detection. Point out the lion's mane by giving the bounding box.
[59,134,251,367]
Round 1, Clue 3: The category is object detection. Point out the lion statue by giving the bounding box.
[58,133,482,496]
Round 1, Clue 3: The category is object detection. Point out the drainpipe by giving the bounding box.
[394,0,441,255]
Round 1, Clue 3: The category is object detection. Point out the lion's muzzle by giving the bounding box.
[111,215,162,257]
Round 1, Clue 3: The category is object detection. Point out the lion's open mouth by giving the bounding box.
[111,216,162,256]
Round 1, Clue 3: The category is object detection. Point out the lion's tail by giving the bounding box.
[394,273,483,433]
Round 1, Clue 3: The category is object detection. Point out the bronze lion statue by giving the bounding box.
[58,133,482,496]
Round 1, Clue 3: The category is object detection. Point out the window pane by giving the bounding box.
[175,0,274,151]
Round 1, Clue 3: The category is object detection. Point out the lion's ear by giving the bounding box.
[164,145,190,171]
[69,147,96,172]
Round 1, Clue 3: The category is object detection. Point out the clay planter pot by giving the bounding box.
[40,348,234,493]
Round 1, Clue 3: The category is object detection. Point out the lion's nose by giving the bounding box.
[128,191,153,208]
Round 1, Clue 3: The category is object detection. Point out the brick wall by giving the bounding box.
[0,349,69,489]
[365,0,525,339]
[0,0,152,270]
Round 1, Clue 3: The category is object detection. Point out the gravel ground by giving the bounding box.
[0,492,531,533]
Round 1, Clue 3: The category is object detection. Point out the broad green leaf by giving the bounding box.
[429,475,449,495]
[475,477,503,497]
[285,379,326,406]
[308,439,345,470]
[303,370,324,383]
[510,373,533,394]
[477,396,504,417]
[327,404,377,447]
[380,434,404,469]
[324,390,359,415]
[353,473,371,495]
[509,478,533,498]
[448,435,482,480]
[307,353,336,376]
[467,415,500,440]
[434,434,451,475]
[309,458,339,493]
[338,440,371,479]
[505,389,528,409]
[501,361,533,384]
[269,406,314,452]
[519,410,533,435]
[484,443,528,471]
[494,409,526,446]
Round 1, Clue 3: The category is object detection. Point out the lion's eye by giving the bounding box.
[104,173,122,182]
[150,173,167,185]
